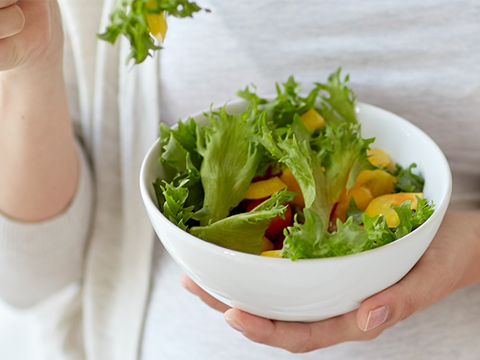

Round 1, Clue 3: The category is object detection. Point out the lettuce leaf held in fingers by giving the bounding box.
[98,0,209,64]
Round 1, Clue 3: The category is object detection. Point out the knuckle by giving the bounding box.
[247,329,272,345]
[285,326,316,354]
[395,285,418,321]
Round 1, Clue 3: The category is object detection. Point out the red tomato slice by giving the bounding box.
[246,198,292,241]
[246,198,268,212]
[265,205,292,240]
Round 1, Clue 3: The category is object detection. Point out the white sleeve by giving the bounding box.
[0,140,93,309]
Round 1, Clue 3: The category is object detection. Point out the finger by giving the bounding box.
[0,4,25,39]
[357,243,457,332]
[0,0,17,9]
[224,308,384,353]
[179,273,231,313]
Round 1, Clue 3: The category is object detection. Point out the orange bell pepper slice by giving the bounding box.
[245,177,287,200]
[367,148,391,169]
[364,193,423,227]
[331,169,397,224]
[300,108,325,130]
[279,168,305,208]
[261,236,275,252]
[260,250,283,258]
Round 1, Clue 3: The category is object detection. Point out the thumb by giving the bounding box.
[356,254,456,332]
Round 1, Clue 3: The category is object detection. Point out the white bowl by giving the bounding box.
[140,101,452,322]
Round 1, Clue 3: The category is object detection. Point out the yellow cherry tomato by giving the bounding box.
[279,168,305,208]
[245,177,287,200]
[260,250,283,258]
[300,108,325,130]
[364,193,423,227]
[367,148,391,169]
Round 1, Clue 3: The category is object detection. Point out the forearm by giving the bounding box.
[0,63,78,222]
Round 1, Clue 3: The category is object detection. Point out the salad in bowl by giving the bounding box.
[139,69,451,321]
[152,68,435,260]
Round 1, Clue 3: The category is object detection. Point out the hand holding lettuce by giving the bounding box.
[153,69,435,260]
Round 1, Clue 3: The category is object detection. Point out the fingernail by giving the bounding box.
[225,318,245,333]
[364,305,389,331]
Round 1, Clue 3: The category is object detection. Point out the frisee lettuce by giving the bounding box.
[98,0,207,64]
[237,68,357,130]
[153,70,435,259]
[392,163,425,193]
[282,197,435,260]
[197,107,264,225]
[190,190,295,254]
[314,67,357,125]
[153,178,207,230]
[260,114,374,229]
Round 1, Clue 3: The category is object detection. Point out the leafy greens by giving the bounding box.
[153,69,434,258]
[98,0,207,64]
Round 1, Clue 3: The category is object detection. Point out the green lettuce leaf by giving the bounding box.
[345,197,364,226]
[155,179,200,230]
[282,209,368,260]
[392,163,425,193]
[190,190,295,254]
[361,213,396,250]
[159,117,201,171]
[393,196,435,238]
[237,76,319,128]
[260,115,374,229]
[158,117,204,210]
[98,0,207,64]
[315,67,357,125]
[281,196,434,260]
[197,107,264,225]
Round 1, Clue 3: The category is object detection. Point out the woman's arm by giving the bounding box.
[0,0,93,309]
[180,209,480,353]
[0,0,78,222]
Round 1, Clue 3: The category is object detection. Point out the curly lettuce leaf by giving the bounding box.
[237,76,320,128]
[282,209,368,260]
[98,0,207,64]
[392,163,425,193]
[159,117,201,171]
[315,67,357,125]
[392,197,435,238]
[361,213,396,250]
[282,196,433,260]
[154,179,207,230]
[260,115,374,229]
[190,190,294,254]
[197,107,264,225]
